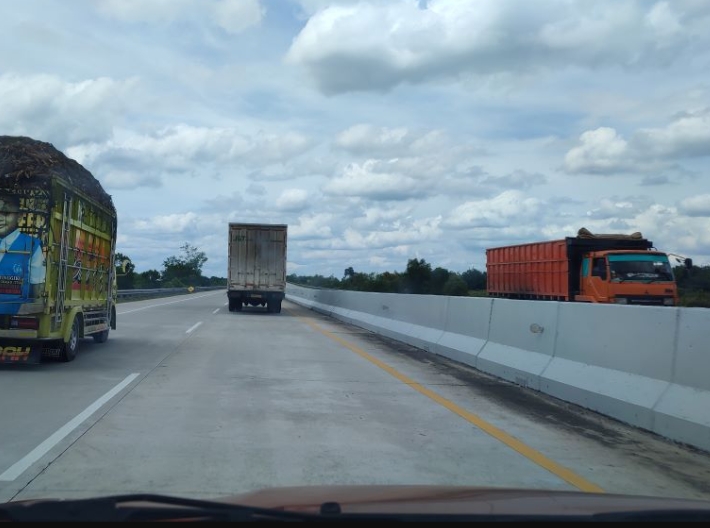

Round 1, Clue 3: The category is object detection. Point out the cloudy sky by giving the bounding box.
[2,0,709,278]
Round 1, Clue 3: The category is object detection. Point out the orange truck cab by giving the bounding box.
[575,249,679,305]
[486,230,690,306]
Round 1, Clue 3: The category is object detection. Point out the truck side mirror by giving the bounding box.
[685,258,693,269]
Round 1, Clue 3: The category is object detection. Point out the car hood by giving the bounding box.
[208,485,710,515]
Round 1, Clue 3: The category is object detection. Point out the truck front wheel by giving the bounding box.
[61,317,81,362]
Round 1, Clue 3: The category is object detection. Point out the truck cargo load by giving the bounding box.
[227,223,287,313]
[486,228,682,306]
[0,136,117,363]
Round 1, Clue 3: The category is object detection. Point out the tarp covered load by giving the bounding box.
[0,136,115,214]
[577,227,643,240]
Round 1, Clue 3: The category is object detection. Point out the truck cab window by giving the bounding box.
[592,258,607,280]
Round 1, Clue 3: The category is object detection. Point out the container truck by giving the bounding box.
[486,228,690,306]
[227,223,287,313]
[0,136,117,364]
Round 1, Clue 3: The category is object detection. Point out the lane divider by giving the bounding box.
[186,322,203,334]
[118,291,223,315]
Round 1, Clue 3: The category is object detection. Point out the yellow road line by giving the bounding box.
[297,313,604,494]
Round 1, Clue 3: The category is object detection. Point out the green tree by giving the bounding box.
[443,274,469,296]
[430,267,450,294]
[405,258,432,294]
[461,267,487,290]
[134,269,161,289]
[162,243,208,286]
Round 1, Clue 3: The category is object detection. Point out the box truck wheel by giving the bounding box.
[61,317,81,362]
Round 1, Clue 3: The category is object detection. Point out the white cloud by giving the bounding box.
[286,0,707,94]
[72,126,314,189]
[0,73,138,147]
[444,190,544,229]
[213,0,264,34]
[632,108,710,158]
[565,110,710,174]
[102,170,162,190]
[564,127,630,174]
[276,188,311,211]
[678,194,710,217]
[335,124,411,155]
[323,160,427,200]
[133,212,200,233]
[290,213,335,240]
[586,198,648,219]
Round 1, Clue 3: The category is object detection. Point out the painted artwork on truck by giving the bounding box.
[0,189,49,315]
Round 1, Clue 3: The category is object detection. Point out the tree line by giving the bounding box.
[115,243,227,289]
[673,264,710,307]
[288,258,486,297]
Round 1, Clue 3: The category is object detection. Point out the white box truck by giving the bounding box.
[227,223,287,313]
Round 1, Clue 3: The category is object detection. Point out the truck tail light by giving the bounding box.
[10,317,39,330]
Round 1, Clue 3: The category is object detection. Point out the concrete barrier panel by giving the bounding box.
[477,299,559,391]
[653,308,710,451]
[287,287,448,354]
[541,303,676,431]
[329,292,448,354]
[434,297,492,368]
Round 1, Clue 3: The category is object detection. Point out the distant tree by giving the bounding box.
[674,265,710,291]
[405,258,432,294]
[343,266,355,280]
[209,276,228,287]
[443,274,469,296]
[135,269,162,289]
[430,267,450,295]
[461,267,487,291]
[162,243,208,286]
[371,271,402,293]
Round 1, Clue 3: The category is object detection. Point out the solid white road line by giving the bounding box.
[0,373,141,481]
[118,291,223,315]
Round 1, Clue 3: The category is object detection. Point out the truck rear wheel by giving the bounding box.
[61,317,80,362]
[268,300,282,314]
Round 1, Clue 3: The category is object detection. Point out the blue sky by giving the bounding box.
[1,0,709,277]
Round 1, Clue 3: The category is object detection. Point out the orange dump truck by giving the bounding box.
[486,229,690,306]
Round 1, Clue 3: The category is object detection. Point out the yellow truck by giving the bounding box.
[0,136,117,364]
